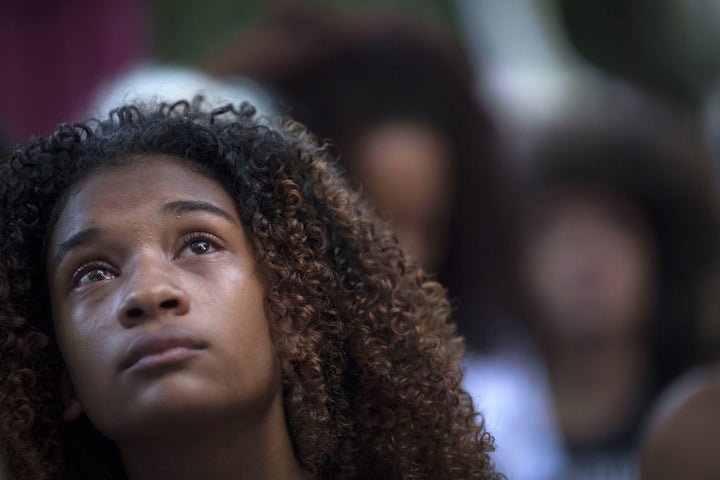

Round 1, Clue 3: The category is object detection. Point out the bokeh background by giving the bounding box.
[3,1,720,479]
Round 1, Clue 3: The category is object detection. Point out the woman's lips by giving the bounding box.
[121,328,207,372]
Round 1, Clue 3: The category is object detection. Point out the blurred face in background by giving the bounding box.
[352,121,454,272]
[522,188,658,346]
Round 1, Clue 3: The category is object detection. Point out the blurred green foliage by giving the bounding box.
[556,0,720,107]
[154,0,455,65]
[154,0,720,108]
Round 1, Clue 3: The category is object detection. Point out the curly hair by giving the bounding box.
[0,99,499,479]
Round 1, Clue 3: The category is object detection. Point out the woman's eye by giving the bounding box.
[178,234,221,259]
[189,240,211,255]
[75,265,117,287]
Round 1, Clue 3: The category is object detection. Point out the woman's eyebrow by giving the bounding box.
[51,227,100,273]
[160,200,237,225]
[50,201,237,273]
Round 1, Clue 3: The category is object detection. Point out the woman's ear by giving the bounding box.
[59,370,84,421]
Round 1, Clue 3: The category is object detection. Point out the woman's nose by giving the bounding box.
[117,260,190,327]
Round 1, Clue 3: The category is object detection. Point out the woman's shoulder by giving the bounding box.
[640,362,720,479]
[646,363,720,430]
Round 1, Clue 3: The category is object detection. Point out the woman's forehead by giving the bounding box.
[49,156,238,245]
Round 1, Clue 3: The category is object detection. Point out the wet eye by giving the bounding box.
[73,264,117,287]
[177,233,222,259]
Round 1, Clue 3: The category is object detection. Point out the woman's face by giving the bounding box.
[522,189,658,345]
[46,155,281,443]
[353,121,453,272]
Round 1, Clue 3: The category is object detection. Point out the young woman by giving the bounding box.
[0,99,500,479]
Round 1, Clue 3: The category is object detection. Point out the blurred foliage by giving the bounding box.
[555,0,720,107]
[154,0,455,65]
[154,0,720,108]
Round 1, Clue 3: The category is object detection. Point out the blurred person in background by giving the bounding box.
[505,106,720,480]
[203,2,523,352]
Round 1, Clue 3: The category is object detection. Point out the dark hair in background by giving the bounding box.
[0,132,10,164]
[0,99,500,479]
[522,116,720,386]
[0,132,13,480]
[204,4,521,350]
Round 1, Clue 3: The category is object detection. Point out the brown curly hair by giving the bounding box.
[0,99,499,479]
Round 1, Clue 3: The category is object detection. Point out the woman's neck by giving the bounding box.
[117,394,308,480]
[546,338,651,448]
